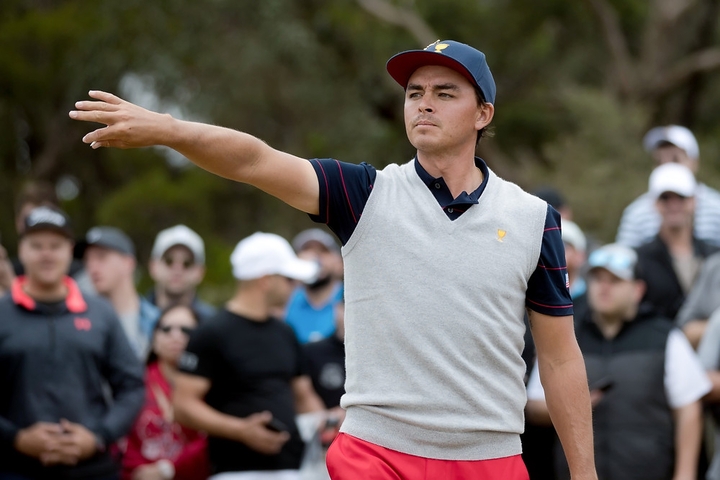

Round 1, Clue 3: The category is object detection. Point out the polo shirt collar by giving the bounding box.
[414,156,490,216]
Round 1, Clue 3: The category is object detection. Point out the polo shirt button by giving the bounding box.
[434,183,441,189]
[447,208,454,213]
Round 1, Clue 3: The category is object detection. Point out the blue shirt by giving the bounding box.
[285,283,343,344]
[308,157,572,317]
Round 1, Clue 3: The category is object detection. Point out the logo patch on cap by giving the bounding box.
[425,40,449,53]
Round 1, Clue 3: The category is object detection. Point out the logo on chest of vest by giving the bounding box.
[74,318,92,331]
[497,229,507,242]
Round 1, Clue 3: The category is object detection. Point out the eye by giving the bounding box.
[408,92,421,99]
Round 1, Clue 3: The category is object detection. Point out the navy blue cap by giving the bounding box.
[386,40,496,104]
[22,206,73,239]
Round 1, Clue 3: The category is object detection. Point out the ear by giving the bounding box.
[632,279,646,302]
[475,103,495,131]
[148,258,160,280]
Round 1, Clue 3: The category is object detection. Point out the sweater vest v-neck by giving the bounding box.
[340,160,548,460]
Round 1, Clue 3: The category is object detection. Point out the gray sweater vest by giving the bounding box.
[340,160,548,460]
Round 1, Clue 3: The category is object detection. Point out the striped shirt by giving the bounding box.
[616,183,720,248]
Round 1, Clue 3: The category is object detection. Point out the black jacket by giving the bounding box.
[635,235,719,320]
[0,277,145,478]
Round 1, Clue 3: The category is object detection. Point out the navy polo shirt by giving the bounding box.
[308,157,572,317]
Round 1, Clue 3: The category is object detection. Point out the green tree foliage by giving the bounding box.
[3,0,720,293]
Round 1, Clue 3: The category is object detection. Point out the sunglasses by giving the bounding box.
[162,256,195,269]
[158,325,195,336]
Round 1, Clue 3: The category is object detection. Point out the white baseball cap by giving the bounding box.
[231,232,319,282]
[561,220,586,253]
[643,125,699,160]
[648,163,697,200]
[151,225,205,264]
[588,243,638,281]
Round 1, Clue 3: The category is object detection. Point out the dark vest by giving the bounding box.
[556,309,675,480]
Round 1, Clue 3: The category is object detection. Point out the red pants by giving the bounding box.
[326,433,529,480]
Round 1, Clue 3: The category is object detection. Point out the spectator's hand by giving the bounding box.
[56,419,98,461]
[13,422,63,459]
[131,463,166,480]
[69,91,171,150]
[237,411,290,455]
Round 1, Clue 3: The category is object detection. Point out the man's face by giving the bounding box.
[404,65,493,154]
[149,245,204,296]
[564,243,586,275]
[84,246,134,296]
[267,274,298,308]
[652,145,696,172]
[297,241,341,281]
[655,192,695,230]
[18,231,73,287]
[587,269,643,318]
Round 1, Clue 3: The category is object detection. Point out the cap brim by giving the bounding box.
[23,225,74,240]
[588,265,633,281]
[387,50,477,91]
[278,258,319,283]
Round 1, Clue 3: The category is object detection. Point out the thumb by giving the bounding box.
[255,411,273,424]
[59,419,74,432]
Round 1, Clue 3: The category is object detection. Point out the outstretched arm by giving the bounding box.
[529,309,597,480]
[70,91,319,214]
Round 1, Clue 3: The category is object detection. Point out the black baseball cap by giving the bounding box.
[386,40,496,104]
[76,226,135,258]
[22,206,74,239]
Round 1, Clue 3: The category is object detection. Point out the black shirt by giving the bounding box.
[303,335,345,408]
[179,309,306,473]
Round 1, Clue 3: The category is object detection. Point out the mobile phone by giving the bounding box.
[589,377,614,392]
[266,417,289,433]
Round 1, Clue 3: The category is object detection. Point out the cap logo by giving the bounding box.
[424,40,449,53]
[27,208,65,228]
[87,228,103,243]
[497,229,506,242]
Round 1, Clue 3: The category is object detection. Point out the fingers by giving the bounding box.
[88,90,125,104]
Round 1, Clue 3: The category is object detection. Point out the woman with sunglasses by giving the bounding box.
[122,304,209,480]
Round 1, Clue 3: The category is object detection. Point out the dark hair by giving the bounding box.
[146,303,201,365]
[474,87,494,145]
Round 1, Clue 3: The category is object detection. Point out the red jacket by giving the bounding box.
[121,362,209,480]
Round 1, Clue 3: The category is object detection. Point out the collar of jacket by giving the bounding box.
[11,276,87,313]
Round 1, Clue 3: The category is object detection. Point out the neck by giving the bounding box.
[417,149,482,198]
[659,224,693,257]
[305,280,338,305]
[24,277,68,303]
[154,287,195,310]
[593,306,637,339]
[158,359,177,384]
[106,281,140,316]
[226,287,270,322]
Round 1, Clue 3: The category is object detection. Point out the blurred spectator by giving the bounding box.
[532,186,573,220]
[303,295,346,409]
[0,235,15,296]
[677,251,720,348]
[616,125,720,248]
[285,229,343,344]
[561,220,587,300]
[635,163,719,320]
[148,225,216,322]
[526,243,710,480]
[121,304,209,480]
[173,232,325,479]
[696,306,720,480]
[79,226,160,360]
[0,206,145,479]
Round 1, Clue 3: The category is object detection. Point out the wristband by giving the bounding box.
[157,459,175,479]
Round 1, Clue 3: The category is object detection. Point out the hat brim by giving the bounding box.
[278,258,319,284]
[23,224,74,240]
[386,50,478,93]
[588,265,633,282]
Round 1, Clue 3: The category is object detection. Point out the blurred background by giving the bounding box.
[4,0,720,299]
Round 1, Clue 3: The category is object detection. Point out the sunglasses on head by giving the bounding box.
[162,256,194,269]
[158,325,195,336]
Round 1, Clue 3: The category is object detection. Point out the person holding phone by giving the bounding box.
[172,233,326,480]
[526,243,710,480]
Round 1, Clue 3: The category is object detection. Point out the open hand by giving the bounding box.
[237,411,290,455]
